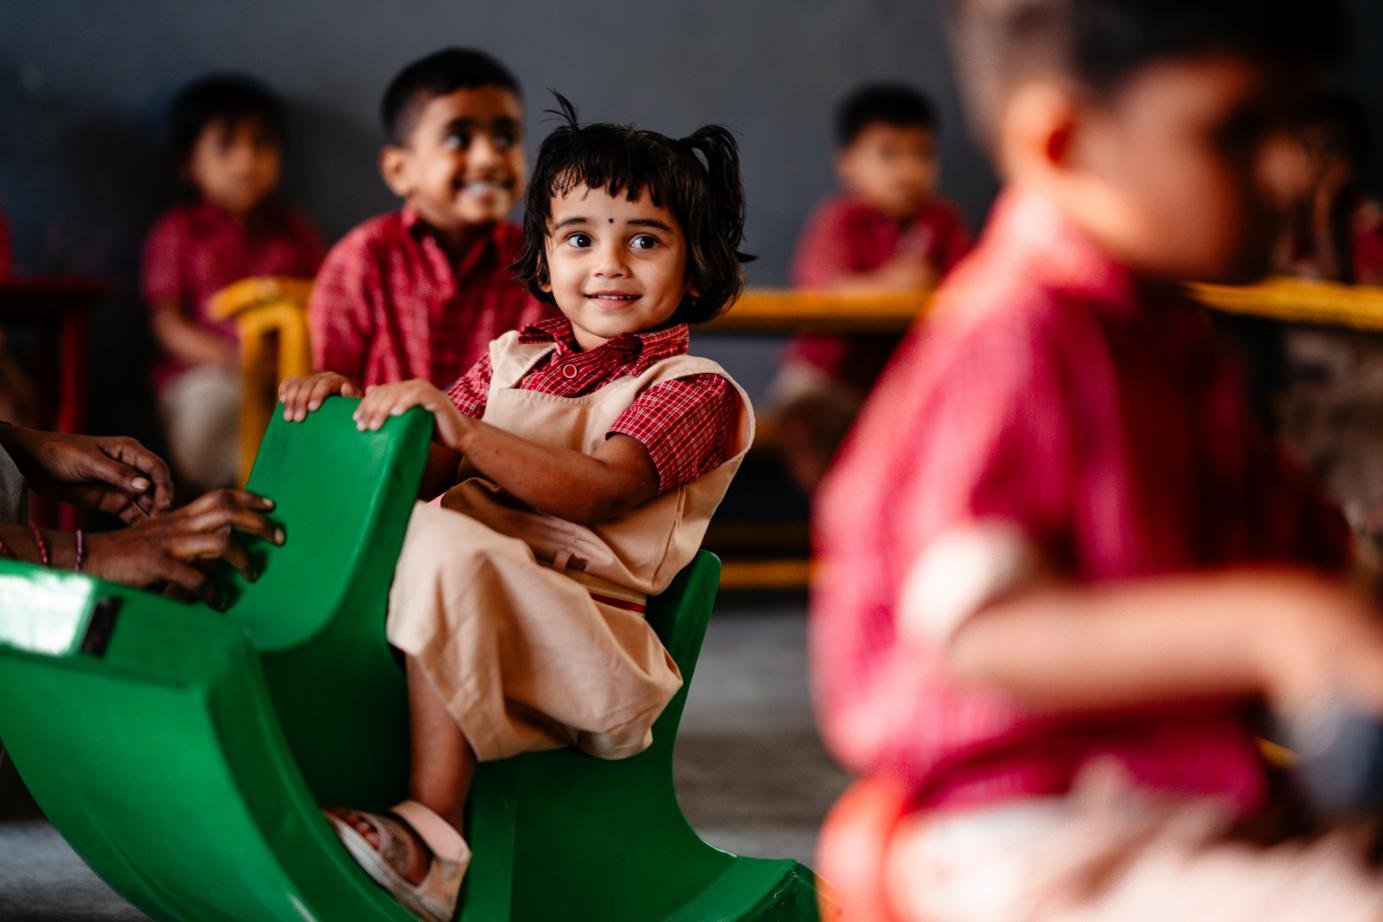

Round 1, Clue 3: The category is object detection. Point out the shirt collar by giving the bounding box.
[401,203,501,275]
[518,316,690,372]
[983,188,1151,318]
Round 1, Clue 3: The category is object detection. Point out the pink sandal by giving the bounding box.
[326,800,471,922]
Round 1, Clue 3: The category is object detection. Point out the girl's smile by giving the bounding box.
[542,183,693,351]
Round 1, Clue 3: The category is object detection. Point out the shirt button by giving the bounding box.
[562,364,579,380]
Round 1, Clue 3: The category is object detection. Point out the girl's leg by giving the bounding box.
[405,655,476,831]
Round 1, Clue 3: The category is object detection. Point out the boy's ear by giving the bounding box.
[378,145,414,198]
[997,80,1079,182]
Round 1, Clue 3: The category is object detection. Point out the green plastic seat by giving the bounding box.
[0,400,821,921]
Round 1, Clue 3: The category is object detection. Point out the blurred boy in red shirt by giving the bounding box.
[772,84,968,493]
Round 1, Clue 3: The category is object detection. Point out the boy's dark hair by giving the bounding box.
[945,0,1351,146]
[513,94,754,325]
[170,74,285,162]
[836,83,939,147]
[1299,91,1371,170]
[381,47,521,146]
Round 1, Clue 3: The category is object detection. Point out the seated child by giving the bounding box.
[0,197,9,277]
[812,0,1383,917]
[772,83,969,493]
[304,48,556,399]
[281,95,753,921]
[143,74,324,494]
[1277,91,1383,285]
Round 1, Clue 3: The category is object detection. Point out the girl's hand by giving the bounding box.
[279,372,361,422]
[354,380,470,450]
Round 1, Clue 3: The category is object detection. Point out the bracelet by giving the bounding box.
[74,528,85,572]
[27,522,49,567]
[0,538,10,559]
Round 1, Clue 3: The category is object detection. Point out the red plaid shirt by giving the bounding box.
[142,198,325,390]
[786,195,970,394]
[0,202,10,277]
[812,191,1350,818]
[446,317,744,491]
[308,206,555,389]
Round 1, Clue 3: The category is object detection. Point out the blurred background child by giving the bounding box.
[770,83,968,494]
[142,74,324,494]
[812,0,1383,917]
[305,48,554,402]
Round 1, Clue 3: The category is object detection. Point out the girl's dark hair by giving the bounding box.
[513,93,754,325]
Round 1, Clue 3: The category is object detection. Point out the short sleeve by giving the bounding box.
[928,202,972,275]
[890,317,1073,580]
[888,317,1076,636]
[141,211,188,305]
[608,374,744,492]
[309,235,376,382]
[444,354,493,419]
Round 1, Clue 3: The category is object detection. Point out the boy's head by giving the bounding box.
[171,74,285,217]
[513,94,753,340]
[1296,91,1370,196]
[835,83,941,220]
[379,48,525,237]
[946,0,1350,283]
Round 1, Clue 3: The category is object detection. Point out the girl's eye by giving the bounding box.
[443,131,471,151]
[566,233,593,248]
[631,234,660,250]
[493,130,517,151]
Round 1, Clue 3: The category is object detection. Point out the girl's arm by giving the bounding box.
[354,380,658,525]
[946,568,1383,717]
[150,298,236,367]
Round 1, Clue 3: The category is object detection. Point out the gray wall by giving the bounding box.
[0,1,1380,438]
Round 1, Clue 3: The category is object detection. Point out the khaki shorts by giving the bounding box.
[886,764,1383,922]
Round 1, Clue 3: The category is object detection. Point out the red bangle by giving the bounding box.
[0,538,10,559]
[74,528,85,573]
[27,523,49,567]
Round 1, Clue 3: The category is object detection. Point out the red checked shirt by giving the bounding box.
[786,195,970,394]
[0,202,10,277]
[812,190,1350,818]
[446,317,743,492]
[308,206,556,389]
[142,198,325,390]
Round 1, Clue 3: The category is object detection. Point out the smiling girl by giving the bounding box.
[279,95,753,921]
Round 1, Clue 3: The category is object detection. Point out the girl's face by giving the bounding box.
[542,182,692,351]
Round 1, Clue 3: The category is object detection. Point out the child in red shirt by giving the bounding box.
[306,48,554,396]
[813,1,1383,917]
[282,98,752,921]
[772,84,969,493]
[143,75,324,494]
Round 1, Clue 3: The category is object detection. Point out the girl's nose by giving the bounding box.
[593,241,629,277]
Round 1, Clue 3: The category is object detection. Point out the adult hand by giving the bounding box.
[279,372,361,422]
[84,488,284,602]
[0,426,172,522]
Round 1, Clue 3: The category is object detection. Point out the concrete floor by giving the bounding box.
[0,598,848,920]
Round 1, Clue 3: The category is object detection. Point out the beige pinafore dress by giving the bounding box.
[385,330,754,761]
